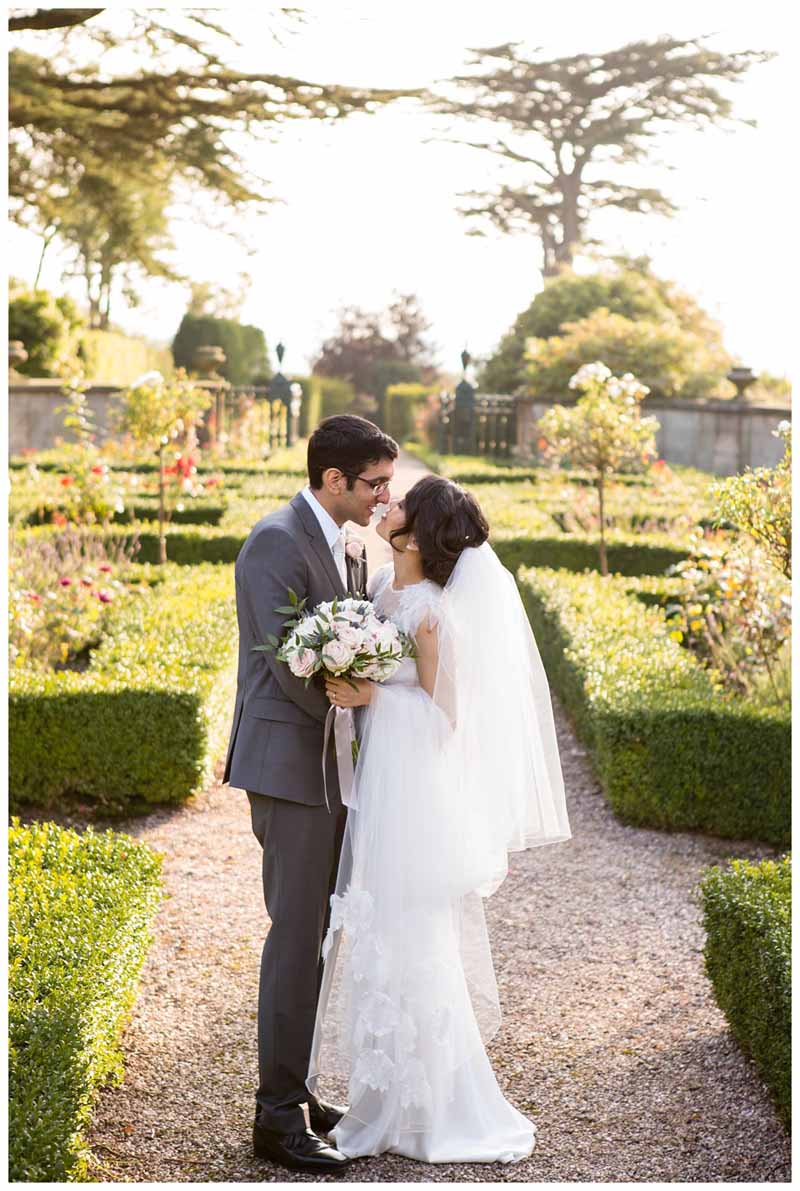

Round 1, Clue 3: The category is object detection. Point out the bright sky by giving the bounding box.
[6,0,795,378]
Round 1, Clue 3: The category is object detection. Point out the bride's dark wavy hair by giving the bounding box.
[389,475,490,587]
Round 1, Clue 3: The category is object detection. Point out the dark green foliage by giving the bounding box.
[383,383,432,443]
[171,313,269,385]
[126,528,245,564]
[517,567,790,845]
[494,533,687,577]
[24,501,227,527]
[701,854,791,1128]
[9,565,237,812]
[294,374,357,435]
[8,818,163,1180]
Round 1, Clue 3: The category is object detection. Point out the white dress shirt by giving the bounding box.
[301,486,347,584]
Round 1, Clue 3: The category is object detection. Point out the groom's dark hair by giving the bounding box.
[307,415,398,489]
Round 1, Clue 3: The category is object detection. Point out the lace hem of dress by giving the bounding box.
[322,887,457,1112]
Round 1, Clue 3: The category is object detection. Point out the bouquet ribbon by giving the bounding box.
[322,704,358,813]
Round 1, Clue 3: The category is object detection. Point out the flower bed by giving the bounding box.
[9,563,238,812]
[8,818,163,1181]
[517,566,790,844]
[700,854,791,1129]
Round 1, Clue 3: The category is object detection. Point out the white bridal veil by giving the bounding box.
[307,540,572,1139]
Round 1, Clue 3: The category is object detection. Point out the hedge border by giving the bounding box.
[9,563,238,812]
[518,565,790,844]
[700,854,791,1129]
[9,819,163,1180]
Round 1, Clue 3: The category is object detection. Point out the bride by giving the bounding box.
[308,475,572,1164]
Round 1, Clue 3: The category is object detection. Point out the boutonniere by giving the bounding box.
[344,532,366,562]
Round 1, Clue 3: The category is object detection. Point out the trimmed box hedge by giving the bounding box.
[9,564,238,812]
[8,818,163,1181]
[494,530,690,577]
[518,566,790,844]
[701,854,791,1129]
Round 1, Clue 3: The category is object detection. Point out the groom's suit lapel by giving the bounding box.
[290,492,347,599]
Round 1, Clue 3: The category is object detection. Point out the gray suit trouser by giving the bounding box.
[247,789,347,1133]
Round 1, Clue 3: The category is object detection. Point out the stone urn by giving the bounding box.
[9,340,29,380]
[193,344,227,379]
[727,366,756,403]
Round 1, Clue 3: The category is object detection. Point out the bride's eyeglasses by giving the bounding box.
[339,470,391,497]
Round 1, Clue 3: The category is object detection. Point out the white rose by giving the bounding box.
[294,617,319,642]
[322,638,356,674]
[345,536,364,560]
[288,647,318,678]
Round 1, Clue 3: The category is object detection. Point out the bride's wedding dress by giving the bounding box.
[308,547,571,1163]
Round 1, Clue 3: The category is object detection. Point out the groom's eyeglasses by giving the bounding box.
[340,471,391,497]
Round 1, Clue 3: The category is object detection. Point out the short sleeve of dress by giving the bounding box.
[394,580,444,637]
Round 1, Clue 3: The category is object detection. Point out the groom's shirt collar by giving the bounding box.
[301,485,342,552]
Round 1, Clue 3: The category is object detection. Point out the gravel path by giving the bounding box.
[79,453,789,1182]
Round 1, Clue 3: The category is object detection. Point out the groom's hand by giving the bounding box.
[325,676,373,708]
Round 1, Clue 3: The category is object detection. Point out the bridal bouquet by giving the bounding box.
[257,587,415,685]
[255,589,415,810]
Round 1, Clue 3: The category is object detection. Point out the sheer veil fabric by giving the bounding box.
[307,542,572,1162]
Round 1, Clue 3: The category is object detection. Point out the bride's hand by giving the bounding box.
[325,676,373,708]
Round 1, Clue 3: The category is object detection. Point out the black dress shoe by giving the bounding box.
[309,1099,348,1137]
[253,1123,351,1174]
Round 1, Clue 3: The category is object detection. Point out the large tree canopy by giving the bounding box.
[9,8,413,327]
[10,8,412,214]
[426,35,773,276]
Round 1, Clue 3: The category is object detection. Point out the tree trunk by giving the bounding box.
[158,444,167,564]
[34,228,56,289]
[597,472,608,576]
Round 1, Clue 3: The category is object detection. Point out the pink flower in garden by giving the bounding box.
[27,591,41,603]
[97,589,113,603]
[80,577,93,587]
[59,577,72,587]
[99,563,112,573]
[60,475,75,486]
[91,465,104,475]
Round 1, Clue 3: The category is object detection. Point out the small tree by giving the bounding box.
[55,375,125,525]
[709,422,791,579]
[536,362,660,574]
[115,369,213,562]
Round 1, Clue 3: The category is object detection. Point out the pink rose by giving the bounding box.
[288,648,318,679]
[345,536,364,561]
[322,638,355,674]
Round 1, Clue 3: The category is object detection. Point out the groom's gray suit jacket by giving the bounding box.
[223,491,367,805]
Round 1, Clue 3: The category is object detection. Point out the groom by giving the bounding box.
[224,414,398,1174]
